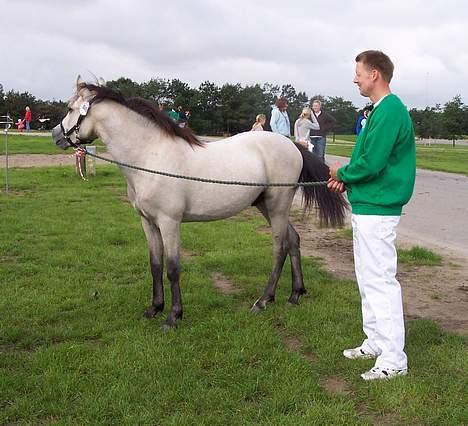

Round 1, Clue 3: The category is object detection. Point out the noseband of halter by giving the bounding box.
[60,97,96,148]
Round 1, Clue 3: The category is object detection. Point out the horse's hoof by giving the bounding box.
[287,296,300,305]
[161,322,176,332]
[251,298,266,313]
[143,305,162,319]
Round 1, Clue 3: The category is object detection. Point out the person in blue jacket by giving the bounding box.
[270,97,291,137]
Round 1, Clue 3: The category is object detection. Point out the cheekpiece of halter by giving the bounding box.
[61,100,93,148]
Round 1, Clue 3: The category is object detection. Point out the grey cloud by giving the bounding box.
[1,0,468,108]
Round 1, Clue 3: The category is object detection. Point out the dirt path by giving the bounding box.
[3,153,468,335]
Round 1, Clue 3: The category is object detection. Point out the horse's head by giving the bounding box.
[52,75,105,149]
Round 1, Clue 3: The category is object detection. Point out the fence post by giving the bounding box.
[86,146,97,176]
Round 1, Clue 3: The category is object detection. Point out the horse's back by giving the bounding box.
[207,132,303,181]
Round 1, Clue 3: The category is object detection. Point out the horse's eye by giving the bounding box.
[68,108,73,113]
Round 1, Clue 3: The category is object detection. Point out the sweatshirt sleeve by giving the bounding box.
[270,109,279,133]
[307,117,320,130]
[337,110,402,184]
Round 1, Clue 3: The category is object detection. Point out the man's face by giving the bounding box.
[312,102,321,113]
[354,61,376,97]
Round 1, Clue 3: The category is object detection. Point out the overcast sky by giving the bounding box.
[1,0,467,109]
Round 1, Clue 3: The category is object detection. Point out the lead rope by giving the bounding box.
[79,148,329,188]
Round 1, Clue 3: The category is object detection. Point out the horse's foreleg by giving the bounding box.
[141,217,165,318]
[287,223,307,305]
[159,218,183,330]
[252,204,289,312]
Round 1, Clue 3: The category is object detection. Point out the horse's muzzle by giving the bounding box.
[52,125,70,149]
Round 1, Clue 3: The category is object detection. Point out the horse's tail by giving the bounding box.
[294,143,348,227]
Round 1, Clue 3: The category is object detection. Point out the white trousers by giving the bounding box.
[352,214,407,370]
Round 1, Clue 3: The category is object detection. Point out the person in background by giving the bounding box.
[270,97,290,137]
[167,107,180,122]
[24,106,32,132]
[178,106,188,128]
[17,118,25,133]
[251,114,266,131]
[328,50,416,381]
[355,105,373,134]
[293,107,320,151]
[309,99,336,161]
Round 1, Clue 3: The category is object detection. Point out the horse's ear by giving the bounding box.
[76,75,85,87]
[98,77,106,87]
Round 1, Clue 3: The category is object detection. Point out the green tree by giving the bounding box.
[442,95,465,146]
[107,77,143,98]
[325,96,357,134]
[141,78,170,105]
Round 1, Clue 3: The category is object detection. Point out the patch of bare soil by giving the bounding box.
[210,272,240,295]
[320,377,351,396]
[289,209,468,336]
[281,334,319,362]
[0,153,112,168]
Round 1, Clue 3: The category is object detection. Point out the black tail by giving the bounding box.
[294,143,348,227]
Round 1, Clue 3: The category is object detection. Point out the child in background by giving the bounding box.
[17,119,25,133]
[251,114,266,131]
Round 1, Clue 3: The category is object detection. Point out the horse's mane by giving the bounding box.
[79,83,203,147]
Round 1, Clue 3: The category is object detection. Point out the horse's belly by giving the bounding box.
[181,187,262,222]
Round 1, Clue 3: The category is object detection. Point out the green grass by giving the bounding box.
[329,136,468,176]
[398,246,443,266]
[0,166,467,425]
[0,134,105,155]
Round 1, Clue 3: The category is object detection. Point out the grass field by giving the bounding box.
[1,166,467,425]
[329,135,468,176]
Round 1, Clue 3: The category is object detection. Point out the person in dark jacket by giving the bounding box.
[309,99,336,161]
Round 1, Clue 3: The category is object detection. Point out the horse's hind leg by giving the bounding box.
[141,217,165,318]
[252,199,290,311]
[286,223,307,305]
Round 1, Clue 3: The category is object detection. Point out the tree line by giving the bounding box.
[1,79,467,140]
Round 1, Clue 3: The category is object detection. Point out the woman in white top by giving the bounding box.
[294,107,320,152]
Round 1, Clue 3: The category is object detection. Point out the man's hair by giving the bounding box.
[276,97,288,109]
[355,50,394,83]
[312,99,321,106]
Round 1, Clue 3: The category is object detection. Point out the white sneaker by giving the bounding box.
[343,346,377,359]
[360,367,408,381]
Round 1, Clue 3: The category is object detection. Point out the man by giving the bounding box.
[309,99,336,161]
[328,50,416,381]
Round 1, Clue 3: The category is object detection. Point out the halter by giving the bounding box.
[60,98,96,148]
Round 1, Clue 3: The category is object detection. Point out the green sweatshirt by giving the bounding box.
[337,94,416,215]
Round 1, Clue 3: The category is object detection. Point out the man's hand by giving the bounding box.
[327,178,346,193]
[329,162,342,180]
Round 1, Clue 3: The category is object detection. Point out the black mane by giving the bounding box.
[80,83,203,147]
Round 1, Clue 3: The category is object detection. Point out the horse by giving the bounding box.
[52,77,347,329]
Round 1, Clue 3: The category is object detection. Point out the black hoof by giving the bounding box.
[288,290,306,305]
[143,305,163,319]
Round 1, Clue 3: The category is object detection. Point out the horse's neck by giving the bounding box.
[94,103,174,165]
